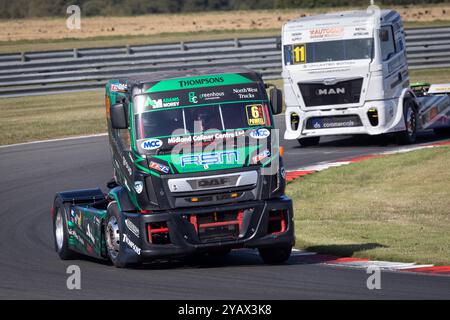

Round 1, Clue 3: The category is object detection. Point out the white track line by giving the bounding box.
[0,133,107,149]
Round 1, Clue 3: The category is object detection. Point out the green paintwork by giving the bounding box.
[145,73,253,93]
[67,206,107,258]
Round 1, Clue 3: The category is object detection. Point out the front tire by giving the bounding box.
[396,99,417,145]
[258,246,292,264]
[105,202,131,268]
[297,136,320,147]
[53,198,77,260]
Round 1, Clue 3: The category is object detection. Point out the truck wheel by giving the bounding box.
[297,137,320,147]
[397,100,417,145]
[258,246,292,264]
[53,198,77,260]
[105,202,130,268]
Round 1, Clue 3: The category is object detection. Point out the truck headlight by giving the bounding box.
[367,108,379,126]
[291,112,300,130]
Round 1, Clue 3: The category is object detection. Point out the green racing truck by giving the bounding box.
[52,67,295,267]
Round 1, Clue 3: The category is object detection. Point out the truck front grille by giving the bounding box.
[298,78,363,107]
[167,171,258,193]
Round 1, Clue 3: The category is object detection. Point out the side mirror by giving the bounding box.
[110,103,128,129]
[270,88,283,115]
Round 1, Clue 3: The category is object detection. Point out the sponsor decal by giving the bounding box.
[145,96,180,109]
[168,135,193,145]
[86,224,95,244]
[72,209,82,227]
[316,87,346,95]
[249,128,270,139]
[125,219,140,238]
[134,181,144,194]
[290,31,304,42]
[313,119,323,129]
[198,177,232,188]
[110,83,127,92]
[149,161,170,174]
[178,76,224,88]
[122,156,132,176]
[252,149,270,163]
[68,229,85,246]
[188,91,225,104]
[353,26,370,37]
[311,118,358,129]
[145,74,253,93]
[141,139,163,150]
[168,130,245,145]
[188,92,198,104]
[233,87,258,99]
[309,27,344,40]
[246,104,266,126]
[181,151,239,168]
[199,91,225,101]
[122,234,141,255]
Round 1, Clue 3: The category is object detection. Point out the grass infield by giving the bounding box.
[287,145,450,266]
[0,90,106,145]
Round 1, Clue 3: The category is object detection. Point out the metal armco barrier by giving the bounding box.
[0,26,449,98]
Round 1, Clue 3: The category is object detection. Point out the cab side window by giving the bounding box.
[379,26,396,61]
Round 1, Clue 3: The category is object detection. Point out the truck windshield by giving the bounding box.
[134,102,272,140]
[285,38,373,64]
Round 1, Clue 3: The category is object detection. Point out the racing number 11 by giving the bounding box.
[293,44,306,64]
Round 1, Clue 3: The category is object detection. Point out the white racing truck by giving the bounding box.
[282,9,450,146]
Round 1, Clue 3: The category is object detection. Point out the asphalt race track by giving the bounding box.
[0,115,449,299]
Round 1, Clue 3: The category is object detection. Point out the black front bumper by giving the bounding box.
[120,196,294,262]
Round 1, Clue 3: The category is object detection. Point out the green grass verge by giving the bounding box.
[0,90,105,145]
[286,146,450,266]
[1,67,450,146]
[410,68,450,84]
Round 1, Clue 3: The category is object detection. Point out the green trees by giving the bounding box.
[0,0,446,18]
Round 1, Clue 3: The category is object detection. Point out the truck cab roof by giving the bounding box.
[118,67,263,88]
[284,9,400,29]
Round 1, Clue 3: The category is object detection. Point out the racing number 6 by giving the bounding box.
[293,44,306,64]
[251,105,260,118]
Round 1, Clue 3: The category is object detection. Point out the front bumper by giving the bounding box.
[284,99,406,140]
[120,196,294,262]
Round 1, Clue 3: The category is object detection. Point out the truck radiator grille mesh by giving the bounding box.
[298,78,363,107]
